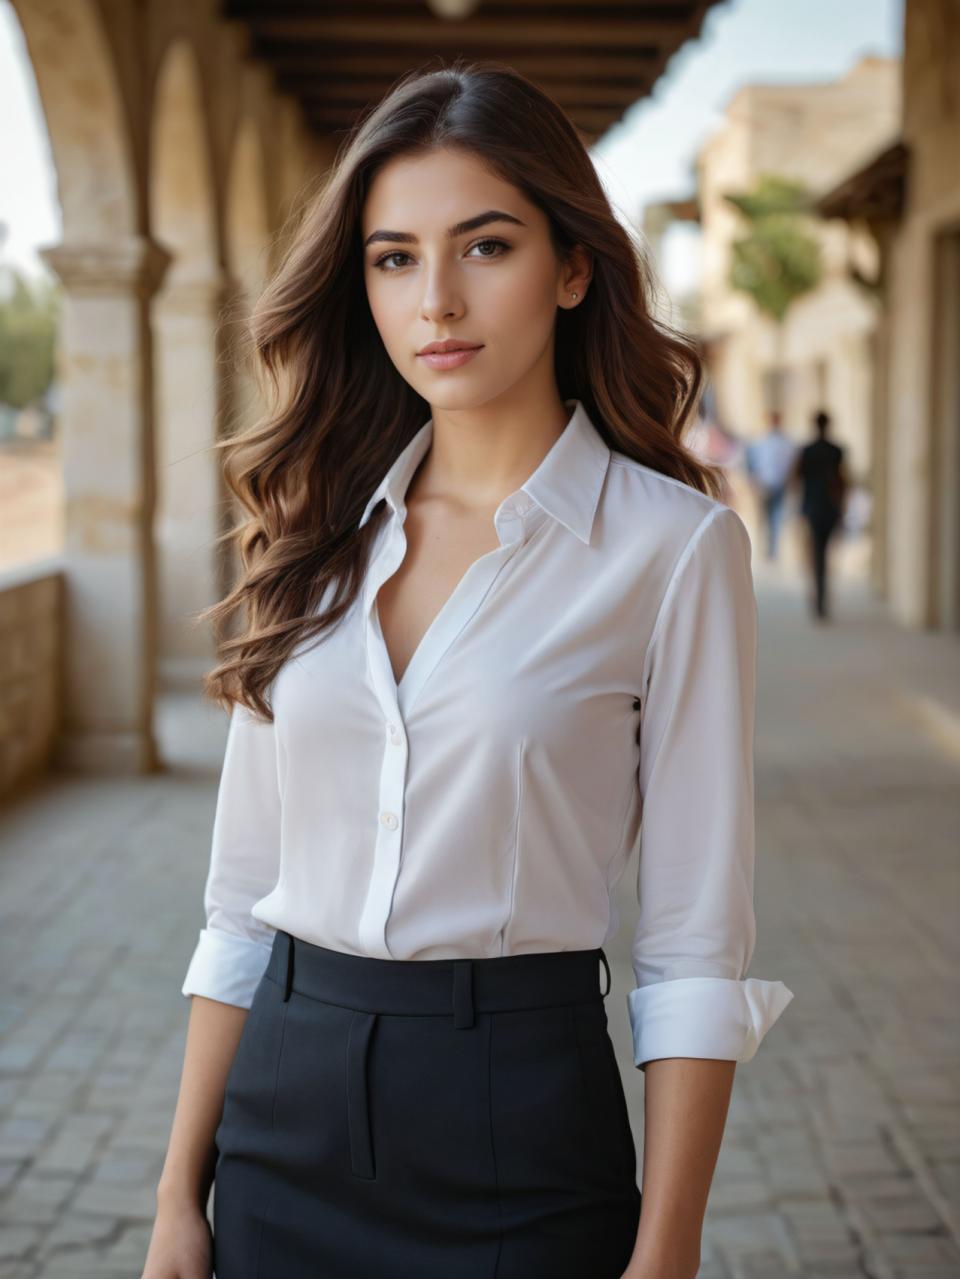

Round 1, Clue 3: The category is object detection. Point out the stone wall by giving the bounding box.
[0,559,64,799]
[883,0,960,627]
[8,0,330,773]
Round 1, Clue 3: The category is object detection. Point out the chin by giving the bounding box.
[428,375,527,412]
[410,376,488,410]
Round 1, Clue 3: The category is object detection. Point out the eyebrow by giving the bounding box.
[363,209,526,249]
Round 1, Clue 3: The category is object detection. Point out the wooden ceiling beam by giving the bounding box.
[246,15,689,48]
[278,77,650,106]
[227,0,726,148]
[253,49,662,79]
[228,0,696,11]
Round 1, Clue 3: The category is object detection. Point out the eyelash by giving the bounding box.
[371,238,512,272]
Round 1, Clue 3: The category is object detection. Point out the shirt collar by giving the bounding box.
[357,398,611,546]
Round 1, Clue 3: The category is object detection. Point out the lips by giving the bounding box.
[417,345,484,370]
[417,341,483,355]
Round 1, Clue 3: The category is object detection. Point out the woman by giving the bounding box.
[142,60,794,1279]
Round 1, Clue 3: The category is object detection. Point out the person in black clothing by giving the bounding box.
[792,409,848,621]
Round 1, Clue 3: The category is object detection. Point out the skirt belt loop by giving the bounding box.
[598,949,612,998]
[282,931,295,1002]
[452,958,475,1028]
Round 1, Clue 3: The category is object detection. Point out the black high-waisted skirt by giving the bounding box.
[212,930,642,1279]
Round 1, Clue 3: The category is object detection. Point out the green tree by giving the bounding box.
[0,266,60,409]
[724,175,822,409]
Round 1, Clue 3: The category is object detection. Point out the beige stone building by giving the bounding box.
[0,0,728,795]
[818,0,960,634]
[693,56,901,481]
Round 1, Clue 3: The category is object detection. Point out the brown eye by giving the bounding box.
[468,238,510,258]
[372,251,412,271]
[371,239,511,272]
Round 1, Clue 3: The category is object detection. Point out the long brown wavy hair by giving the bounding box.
[199,58,722,722]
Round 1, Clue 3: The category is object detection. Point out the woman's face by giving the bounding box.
[362,146,588,410]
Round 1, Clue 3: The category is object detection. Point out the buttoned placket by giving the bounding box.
[355,493,547,957]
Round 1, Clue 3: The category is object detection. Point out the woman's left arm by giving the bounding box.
[621,1057,736,1279]
[624,504,795,1277]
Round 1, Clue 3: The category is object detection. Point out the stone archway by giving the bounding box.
[12,0,169,772]
[226,114,272,305]
[149,36,226,694]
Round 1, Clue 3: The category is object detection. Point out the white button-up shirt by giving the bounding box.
[181,398,794,1068]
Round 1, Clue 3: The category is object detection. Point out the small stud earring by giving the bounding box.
[570,291,578,300]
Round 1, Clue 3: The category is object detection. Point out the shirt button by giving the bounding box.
[386,722,403,745]
[380,811,399,830]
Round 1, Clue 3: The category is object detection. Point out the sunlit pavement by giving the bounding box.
[1,546,958,1277]
[610,537,960,1279]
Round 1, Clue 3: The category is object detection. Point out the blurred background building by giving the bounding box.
[643,4,959,635]
[695,55,900,480]
[643,53,902,581]
[817,0,960,632]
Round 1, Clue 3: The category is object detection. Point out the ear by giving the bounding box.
[558,244,593,308]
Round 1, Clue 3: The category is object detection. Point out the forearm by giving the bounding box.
[623,1057,737,1278]
[156,994,249,1211]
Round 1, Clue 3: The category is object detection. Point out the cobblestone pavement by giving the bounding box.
[0,562,958,1278]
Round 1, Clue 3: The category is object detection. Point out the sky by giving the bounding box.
[0,2,59,279]
[0,0,903,290]
[592,0,903,292]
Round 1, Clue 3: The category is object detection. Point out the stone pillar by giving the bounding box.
[153,275,234,689]
[39,236,171,773]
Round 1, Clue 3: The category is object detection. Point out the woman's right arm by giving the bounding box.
[142,997,248,1277]
[142,702,283,1277]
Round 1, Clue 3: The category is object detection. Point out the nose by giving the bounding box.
[419,261,464,324]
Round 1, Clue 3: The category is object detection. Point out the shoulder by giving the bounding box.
[605,450,747,556]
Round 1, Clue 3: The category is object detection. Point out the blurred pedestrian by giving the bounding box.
[793,408,848,621]
[744,410,796,561]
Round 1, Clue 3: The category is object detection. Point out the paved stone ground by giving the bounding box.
[0,557,958,1278]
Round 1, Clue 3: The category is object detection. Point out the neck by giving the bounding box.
[412,382,573,515]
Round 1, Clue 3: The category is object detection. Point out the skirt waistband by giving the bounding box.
[264,930,612,1027]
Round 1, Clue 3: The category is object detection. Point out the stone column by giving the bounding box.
[39,236,171,773]
[153,275,235,688]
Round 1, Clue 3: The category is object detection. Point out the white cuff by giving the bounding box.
[181,925,275,1008]
[627,976,794,1069]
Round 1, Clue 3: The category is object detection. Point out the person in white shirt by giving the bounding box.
[143,60,793,1279]
[744,410,797,561]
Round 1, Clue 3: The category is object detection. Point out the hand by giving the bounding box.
[140,1195,213,1278]
[619,1247,701,1279]
[619,1266,699,1279]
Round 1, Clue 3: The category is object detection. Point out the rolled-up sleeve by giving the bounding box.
[628,504,794,1070]
[181,701,281,1008]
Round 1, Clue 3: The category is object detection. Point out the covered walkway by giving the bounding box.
[0,560,957,1277]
